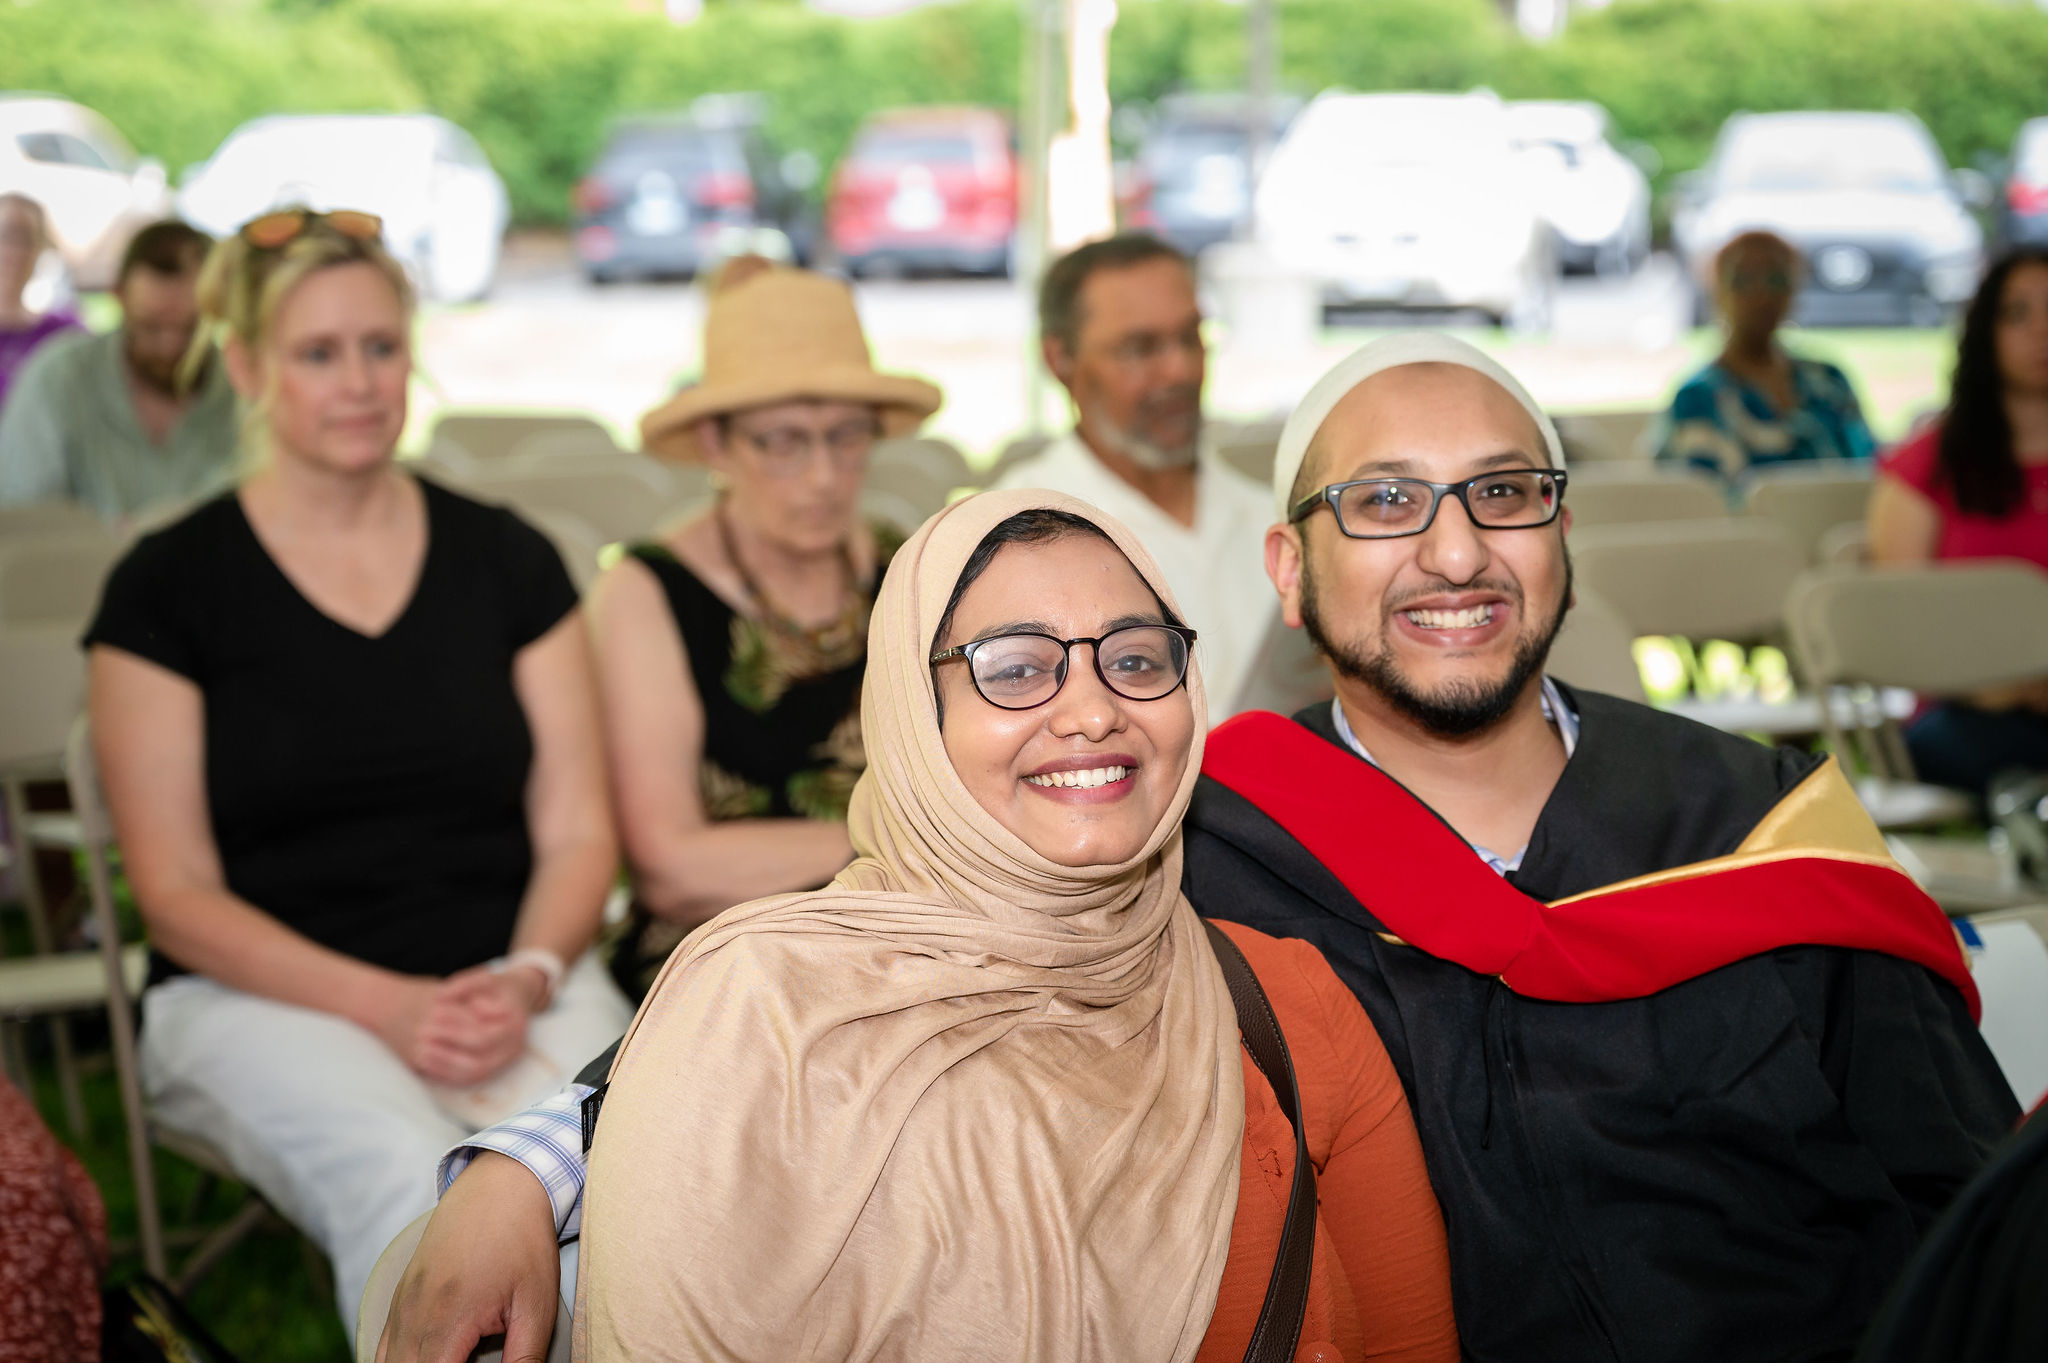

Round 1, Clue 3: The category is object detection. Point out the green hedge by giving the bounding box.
[3,0,2045,227]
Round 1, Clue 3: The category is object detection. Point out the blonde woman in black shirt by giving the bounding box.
[84,209,631,1342]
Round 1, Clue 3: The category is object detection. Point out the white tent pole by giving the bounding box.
[1018,0,1063,435]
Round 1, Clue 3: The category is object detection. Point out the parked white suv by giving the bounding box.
[1254,90,1556,329]
[0,94,170,290]
[180,113,510,303]
[1508,99,1652,277]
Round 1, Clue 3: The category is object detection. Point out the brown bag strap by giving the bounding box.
[1204,920,1316,1363]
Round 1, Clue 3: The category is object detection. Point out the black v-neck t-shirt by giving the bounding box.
[84,477,579,983]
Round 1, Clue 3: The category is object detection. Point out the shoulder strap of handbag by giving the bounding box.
[577,929,1317,1363]
[1203,918,1316,1363]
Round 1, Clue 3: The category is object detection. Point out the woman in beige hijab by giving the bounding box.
[573,489,1457,1362]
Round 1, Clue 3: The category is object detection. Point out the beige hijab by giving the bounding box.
[577,489,1246,1362]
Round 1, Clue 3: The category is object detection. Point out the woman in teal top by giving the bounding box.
[1656,230,1876,481]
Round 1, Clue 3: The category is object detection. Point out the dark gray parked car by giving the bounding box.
[572,97,816,283]
[1121,93,1299,258]
[1671,110,1989,327]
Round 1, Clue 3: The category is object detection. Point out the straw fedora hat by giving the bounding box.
[638,265,943,462]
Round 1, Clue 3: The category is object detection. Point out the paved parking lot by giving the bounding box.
[412,234,1949,464]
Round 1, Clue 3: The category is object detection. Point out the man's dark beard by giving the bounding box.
[1300,556,1573,738]
[125,343,199,398]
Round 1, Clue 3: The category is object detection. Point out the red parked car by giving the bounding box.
[827,107,1016,277]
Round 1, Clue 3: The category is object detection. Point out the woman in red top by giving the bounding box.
[1870,247,2048,798]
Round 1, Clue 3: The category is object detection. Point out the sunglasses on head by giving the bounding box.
[240,209,384,250]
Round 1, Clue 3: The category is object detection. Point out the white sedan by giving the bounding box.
[0,94,171,291]
[1255,90,1557,330]
[179,113,509,303]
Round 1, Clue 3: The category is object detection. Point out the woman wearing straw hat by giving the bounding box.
[591,260,941,993]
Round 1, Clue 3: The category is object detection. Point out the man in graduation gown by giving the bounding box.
[373,337,2018,1363]
[1183,333,2018,1363]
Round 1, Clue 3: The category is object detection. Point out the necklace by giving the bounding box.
[714,498,867,657]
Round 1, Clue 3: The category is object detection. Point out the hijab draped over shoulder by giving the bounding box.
[576,489,1246,1362]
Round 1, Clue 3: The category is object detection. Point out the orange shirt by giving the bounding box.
[1195,922,1459,1363]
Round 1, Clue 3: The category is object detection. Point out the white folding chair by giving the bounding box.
[1816,521,1869,568]
[1570,520,1806,645]
[0,501,102,539]
[1562,467,1729,528]
[1546,586,1647,703]
[0,626,96,1133]
[1553,409,1658,464]
[1568,520,1818,736]
[871,435,973,496]
[1213,420,1282,486]
[429,411,617,463]
[1784,562,2048,830]
[1742,463,1875,564]
[0,531,123,627]
[56,718,282,1286]
[467,464,676,545]
[861,485,936,538]
[987,433,1053,486]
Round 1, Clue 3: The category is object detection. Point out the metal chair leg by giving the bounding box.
[86,839,166,1280]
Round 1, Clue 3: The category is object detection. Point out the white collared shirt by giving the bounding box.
[1330,675,1579,876]
[988,431,1276,726]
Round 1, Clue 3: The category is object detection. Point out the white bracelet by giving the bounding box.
[490,947,567,1009]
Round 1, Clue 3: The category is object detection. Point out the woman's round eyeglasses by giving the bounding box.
[1289,469,1567,540]
[930,625,1197,711]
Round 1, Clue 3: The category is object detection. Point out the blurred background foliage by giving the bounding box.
[4,0,2048,225]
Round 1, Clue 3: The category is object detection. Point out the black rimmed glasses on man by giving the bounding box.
[1289,469,1568,540]
[931,625,1197,711]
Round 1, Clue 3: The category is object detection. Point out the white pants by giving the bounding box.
[140,954,631,1344]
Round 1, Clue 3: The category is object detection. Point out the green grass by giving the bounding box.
[10,1000,350,1360]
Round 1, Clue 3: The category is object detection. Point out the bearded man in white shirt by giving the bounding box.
[990,233,1275,722]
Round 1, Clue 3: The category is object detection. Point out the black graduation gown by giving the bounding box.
[1183,685,2020,1363]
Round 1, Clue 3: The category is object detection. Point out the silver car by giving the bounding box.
[1671,110,1988,327]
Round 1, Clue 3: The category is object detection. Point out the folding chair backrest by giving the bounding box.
[988,433,1053,485]
[499,448,679,500]
[871,436,972,495]
[1214,430,1279,485]
[429,411,614,462]
[861,461,952,527]
[1570,519,1805,642]
[1223,610,1330,720]
[0,502,102,538]
[1562,468,1728,527]
[1742,464,1874,563]
[502,425,626,463]
[1553,409,1657,464]
[1816,521,1869,568]
[1545,585,1647,702]
[1786,561,2048,693]
[467,465,674,544]
[861,486,935,538]
[0,626,85,775]
[0,533,122,627]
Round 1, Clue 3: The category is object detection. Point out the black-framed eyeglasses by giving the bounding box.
[930,624,1197,711]
[1289,468,1568,540]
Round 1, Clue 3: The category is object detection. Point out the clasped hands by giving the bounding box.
[381,962,551,1087]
